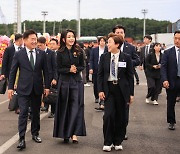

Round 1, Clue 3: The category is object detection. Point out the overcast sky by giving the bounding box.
[0,0,179,24]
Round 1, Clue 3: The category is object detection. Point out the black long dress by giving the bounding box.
[53,47,86,139]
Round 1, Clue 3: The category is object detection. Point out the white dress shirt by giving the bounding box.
[108,51,120,81]
[98,46,105,63]
[175,46,180,64]
[26,47,36,65]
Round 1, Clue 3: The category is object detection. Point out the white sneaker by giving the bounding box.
[145,98,150,103]
[153,100,158,105]
[114,145,123,151]
[84,83,90,87]
[103,144,113,152]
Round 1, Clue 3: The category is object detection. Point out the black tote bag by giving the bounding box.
[0,78,7,94]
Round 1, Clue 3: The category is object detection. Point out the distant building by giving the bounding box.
[167,19,180,33]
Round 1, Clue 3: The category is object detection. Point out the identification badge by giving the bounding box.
[118,62,126,68]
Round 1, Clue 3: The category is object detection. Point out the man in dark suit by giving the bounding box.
[8,29,50,150]
[113,25,140,139]
[161,30,180,130]
[1,34,23,79]
[37,37,57,118]
[139,35,154,103]
[98,33,134,151]
[89,36,108,110]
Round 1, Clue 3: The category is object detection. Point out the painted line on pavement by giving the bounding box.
[0,100,9,105]
[0,112,48,154]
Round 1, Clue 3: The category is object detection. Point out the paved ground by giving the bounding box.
[0,69,180,154]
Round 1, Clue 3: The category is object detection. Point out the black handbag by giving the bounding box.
[8,91,18,111]
[43,87,58,105]
[0,78,7,94]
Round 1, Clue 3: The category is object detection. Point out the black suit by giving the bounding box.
[161,46,180,124]
[8,48,49,138]
[140,44,154,71]
[44,48,57,114]
[98,51,134,146]
[122,42,140,127]
[90,46,108,100]
[1,45,16,79]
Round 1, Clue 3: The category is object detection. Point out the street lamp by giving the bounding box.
[141,9,148,37]
[41,11,48,33]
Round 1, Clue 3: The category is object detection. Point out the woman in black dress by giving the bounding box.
[53,29,86,143]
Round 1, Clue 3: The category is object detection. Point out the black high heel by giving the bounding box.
[72,140,78,144]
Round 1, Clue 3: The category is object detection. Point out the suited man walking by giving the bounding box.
[1,34,23,80]
[98,33,134,151]
[161,30,180,130]
[139,35,154,103]
[89,36,108,110]
[8,29,50,150]
[37,37,57,118]
[113,25,140,139]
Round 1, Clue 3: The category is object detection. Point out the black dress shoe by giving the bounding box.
[63,138,69,143]
[32,135,42,143]
[168,123,175,130]
[17,139,26,150]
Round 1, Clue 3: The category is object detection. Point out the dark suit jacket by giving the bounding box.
[123,42,140,67]
[1,45,16,78]
[146,52,162,79]
[90,46,108,74]
[56,47,84,82]
[161,46,178,89]
[8,48,50,95]
[45,48,57,82]
[140,45,154,70]
[97,52,134,102]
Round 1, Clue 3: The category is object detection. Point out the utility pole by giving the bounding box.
[53,21,56,36]
[77,0,81,38]
[41,11,48,34]
[17,0,21,33]
[141,9,148,37]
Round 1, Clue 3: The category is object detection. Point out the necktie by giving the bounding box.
[145,45,148,57]
[18,46,22,51]
[29,51,34,70]
[111,55,116,78]
[178,49,180,77]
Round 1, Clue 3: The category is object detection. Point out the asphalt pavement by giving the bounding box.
[0,69,180,154]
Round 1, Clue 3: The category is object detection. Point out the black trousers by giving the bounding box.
[103,82,126,146]
[166,77,180,124]
[146,77,161,101]
[92,73,99,99]
[18,89,41,138]
[134,68,139,82]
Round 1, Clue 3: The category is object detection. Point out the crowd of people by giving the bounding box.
[0,26,180,152]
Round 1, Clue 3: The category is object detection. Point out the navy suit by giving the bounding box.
[123,42,140,67]
[98,51,134,146]
[44,48,57,113]
[161,46,180,124]
[90,46,108,100]
[8,48,49,138]
[122,42,140,127]
[1,45,16,79]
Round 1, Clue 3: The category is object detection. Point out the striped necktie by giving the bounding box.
[111,55,116,78]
